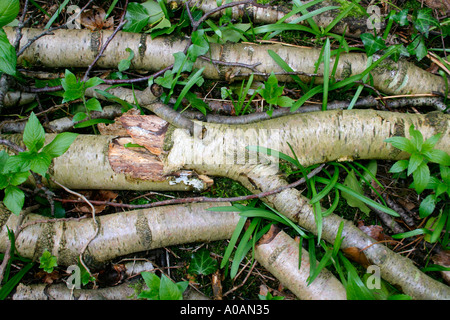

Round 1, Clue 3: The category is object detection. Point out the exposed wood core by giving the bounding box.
[108,137,166,181]
[119,114,169,156]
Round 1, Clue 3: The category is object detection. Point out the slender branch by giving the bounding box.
[56,164,325,209]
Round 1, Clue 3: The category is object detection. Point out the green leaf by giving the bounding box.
[3,153,32,173]
[73,118,114,129]
[407,35,427,61]
[29,152,52,176]
[421,133,441,152]
[268,49,307,92]
[413,8,438,37]
[155,70,174,89]
[139,271,160,300]
[419,194,436,218]
[341,170,371,215]
[360,33,387,56]
[384,136,416,154]
[72,112,87,123]
[0,262,34,300]
[23,112,45,152]
[441,165,450,184]
[188,30,209,61]
[173,67,205,110]
[184,91,209,115]
[0,28,16,75]
[172,52,194,74]
[85,98,103,112]
[392,9,409,26]
[0,0,19,28]
[407,152,424,176]
[188,249,218,276]
[409,124,423,151]
[8,171,30,186]
[141,0,164,24]
[258,72,284,105]
[84,77,104,89]
[61,69,83,102]
[159,274,184,300]
[123,2,150,33]
[422,149,450,166]
[4,185,24,215]
[41,132,78,158]
[389,159,409,173]
[39,249,58,273]
[276,95,294,108]
[412,162,430,194]
[392,228,431,239]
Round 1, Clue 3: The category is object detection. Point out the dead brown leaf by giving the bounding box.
[431,250,450,285]
[69,190,118,214]
[212,270,223,300]
[342,247,371,268]
[80,7,114,31]
[357,221,393,242]
[423,0,450,14]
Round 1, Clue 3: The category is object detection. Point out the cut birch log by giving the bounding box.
[0,202,237,268]
[179,0,376,38]
[255,226,347,300]
[5,27,447,97]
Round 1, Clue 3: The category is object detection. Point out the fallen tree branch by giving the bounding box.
[6,28,448,97]
[255,225,347,300]
[0,202,237,268]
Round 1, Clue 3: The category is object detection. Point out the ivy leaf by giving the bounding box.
[72,112,87,123]
[41,132,78,158]
[407,35,427,61]
[172,52,194,74]
[0,28,16,76]
[118,48,134,72]
[4,185,25,215]
[360,33,387,56]
[123,2,150,33]
[155,70,174,89]
[23,112,45,152]
[188,249,218,276]
[0,0,20,28]
[413,8,438,38]
[39,249,58,273]
[141,0,164,24]
[391,9,409,26]
[188,30,209,61]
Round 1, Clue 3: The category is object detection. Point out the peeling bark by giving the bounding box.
[6,28,447,97]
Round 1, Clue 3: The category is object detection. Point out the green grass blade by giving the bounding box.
[308,249,333,285]
[174,67,205,110]
[45,0,70,29]
[322,38,331,111]
[220,216,247,268]
[0,262,34,300]
[310,165,339,204]
[230,218,259,278]
[332,221,345,258]
[315,177,400,217]
[268,50,308,92]
[323,0,358,34]
[322,188,340,216]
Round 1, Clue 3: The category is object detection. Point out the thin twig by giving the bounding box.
[51,179,98,286]
[56,164,325,209]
